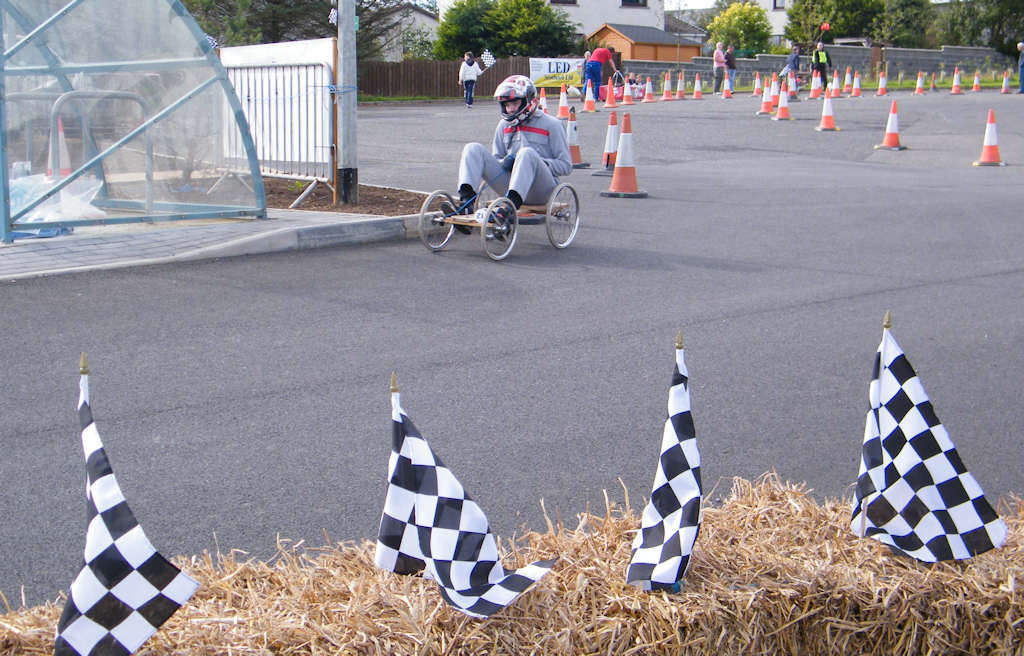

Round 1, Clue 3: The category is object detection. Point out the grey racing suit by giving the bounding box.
[457,110,572,205]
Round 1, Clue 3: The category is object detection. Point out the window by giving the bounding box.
[772,0,786,9]
[549,0,577,4]
[621,0,647,7]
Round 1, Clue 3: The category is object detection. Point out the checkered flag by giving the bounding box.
[55,356,198,656]
[480,49,495,68]
[851,318,1007,562]
[375,377,556,618]
[627,335,702,590]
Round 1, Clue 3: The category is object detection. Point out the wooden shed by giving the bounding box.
[587,23,704,63]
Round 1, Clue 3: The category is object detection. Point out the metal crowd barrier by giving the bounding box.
[223,62,335,207]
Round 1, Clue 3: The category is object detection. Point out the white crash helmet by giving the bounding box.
[494,75,538,126]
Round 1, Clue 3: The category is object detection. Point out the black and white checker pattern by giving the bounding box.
[851,328,1007,562]
[55,373,198,656]
[627,345,702,590]
[480,49,495,68]
[375,390,556,618]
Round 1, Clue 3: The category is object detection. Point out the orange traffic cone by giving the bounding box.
[787,71,800,101]
[600,112,647,198]
[770,72,780,108]
[772,81,793,121]
[850,72,862,97]
[539,87,548,113]
[809,70,822,99]
[721,71,733,99]
[675,71,687,99]
[603,76,618,109]
[930,73,938,92]
[1001,70,1011,94]
[593,110,619,177]
[47,116,72,179]
[583,79,598,112]
[661,72,675,101]
[877,72,888,96]
[556,84,570,119]
[815,91,839,131]
[843,66,852,93]
[973,109,1005,166]
[752,71,762,97]
[756,82,773,116]
[567,107,589,169]
[622,82,636,106]
[874,101,906,151]
[693,73,703,99]
[641,76,657,102]
[831,70,842,97]
[914,71,925,95]
[950,67,963,94]
[971,70,981,92]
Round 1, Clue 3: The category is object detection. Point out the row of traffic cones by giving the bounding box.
[562,86,1008,202]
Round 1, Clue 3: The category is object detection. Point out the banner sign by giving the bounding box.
[529,58,584,88]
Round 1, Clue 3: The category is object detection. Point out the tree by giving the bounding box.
[434,0,577,59]
[706,2,771,53]
[400,25,436,60]
[785,0,883,45]
[483,0,577,57]
[183,0,420,61]
[980,0,1024,55]
[434,0,493,59]
[871,0,934,48]
[934,0,986,46]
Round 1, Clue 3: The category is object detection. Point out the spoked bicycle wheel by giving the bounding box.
[418,190,456,251]
[545,183,580,249]
[480,197,518,261]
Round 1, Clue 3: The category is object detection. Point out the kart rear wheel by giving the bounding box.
[418,190,456,251]
[545,183,580,249]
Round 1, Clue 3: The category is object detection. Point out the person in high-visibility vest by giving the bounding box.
[811,42,832,91]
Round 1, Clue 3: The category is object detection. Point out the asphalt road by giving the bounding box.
[3,89,1024,608]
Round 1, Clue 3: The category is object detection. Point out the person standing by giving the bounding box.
[725,44,737,92]
[811,42,831,93]
[712,42,725,93]
[1017,42,1024,94]
[586,46,618,102]
[780,44,800,92]
[459,51,483,108]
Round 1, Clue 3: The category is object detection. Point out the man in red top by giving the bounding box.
[585,46,617,102]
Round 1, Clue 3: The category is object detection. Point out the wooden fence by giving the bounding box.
[358,56,530,97]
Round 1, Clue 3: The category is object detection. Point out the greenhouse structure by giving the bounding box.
[0,0,266,243]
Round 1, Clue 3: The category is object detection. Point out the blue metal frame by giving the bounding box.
[0,0,267,243]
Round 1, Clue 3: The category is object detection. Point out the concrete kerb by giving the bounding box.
[1,210,423,281]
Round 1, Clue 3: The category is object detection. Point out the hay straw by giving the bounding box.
[3,474,1021,655]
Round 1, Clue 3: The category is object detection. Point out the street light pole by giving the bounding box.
[335,0,358,204]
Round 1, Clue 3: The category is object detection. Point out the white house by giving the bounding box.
[380,4,440,62]
[436,0,666,39]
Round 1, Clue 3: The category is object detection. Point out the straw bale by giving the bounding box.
[3,474,1021,655]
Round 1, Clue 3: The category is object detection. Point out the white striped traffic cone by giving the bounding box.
[877,72,888,96]
[772,81,793,120]
[567,107,589,168]
[874,101,906,151]
[600,112,647,198]
[973,109,1005,166]
[47,116,72,179]
[642,76,657,102]
[593,110,619,177]
[692,73,703,99]
[556,84,570,119]
[815,91,839,131]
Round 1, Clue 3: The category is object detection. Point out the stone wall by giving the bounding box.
[622,44,1015,89]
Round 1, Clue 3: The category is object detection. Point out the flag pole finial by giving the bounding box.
[882,310,892,329]
[79,353,89,375]
[390,371,398,393]
[675,330,684,350]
